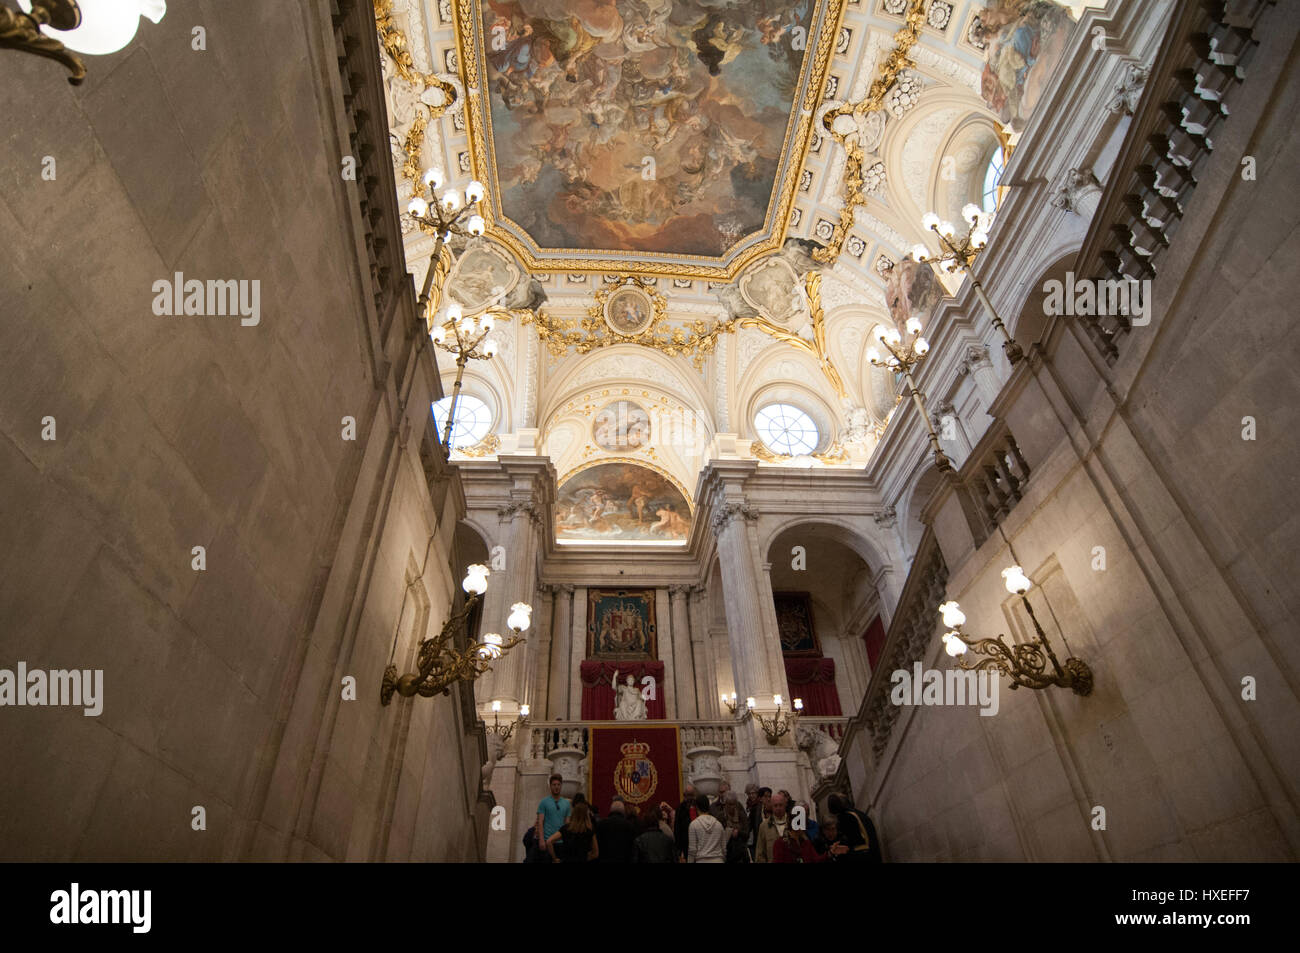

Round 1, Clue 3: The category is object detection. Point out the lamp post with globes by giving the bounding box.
[866,316,953,473]
[430,301,498,453]
[912,205,1024,365]
[405,168,488,327]
[937,567,1093,695]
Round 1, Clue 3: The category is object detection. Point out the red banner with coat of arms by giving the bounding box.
[587,725,681,821]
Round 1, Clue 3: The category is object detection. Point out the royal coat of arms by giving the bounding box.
[612,740,658,806]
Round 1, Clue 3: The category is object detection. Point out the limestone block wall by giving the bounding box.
[0,0,486,860]
[861,8,1300,862]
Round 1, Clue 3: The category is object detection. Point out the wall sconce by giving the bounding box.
[3,1,166,86]
[754,695,796,745]
[938,567,1093,696]
[721,692,739,715]
[380,564,531,704]
[486,700,529,745]
[866,317,953,473]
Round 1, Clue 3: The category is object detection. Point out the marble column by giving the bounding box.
[487,502,542,707]
[690,585,719,719]
[547,584,573,719]
[669,585,698,720]
[710,502,776,701]
[568,587,587,720]
[757,560,793,708]
[528,584,555,716]
[655,587,675,718]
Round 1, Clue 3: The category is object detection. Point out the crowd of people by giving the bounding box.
[525,774,882,864]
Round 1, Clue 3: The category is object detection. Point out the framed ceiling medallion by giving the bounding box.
[602,281,656,337]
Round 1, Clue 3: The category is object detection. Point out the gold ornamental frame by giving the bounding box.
[450,0,849,281]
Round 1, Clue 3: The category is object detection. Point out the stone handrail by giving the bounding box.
[952,418,1031,548]
[524,720,739,760]
[1074,0,1275,362]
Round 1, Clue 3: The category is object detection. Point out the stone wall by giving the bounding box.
[0,0,487,861]
[860,3,1300,861]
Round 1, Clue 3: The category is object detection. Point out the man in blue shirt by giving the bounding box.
[534,773,571,864]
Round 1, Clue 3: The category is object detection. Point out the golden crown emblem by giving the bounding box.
[620,740,651,758]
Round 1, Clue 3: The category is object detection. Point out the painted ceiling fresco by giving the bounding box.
[556,462,691,543]
[480,0,817,259]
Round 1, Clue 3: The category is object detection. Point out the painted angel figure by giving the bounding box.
[612,669,648,720]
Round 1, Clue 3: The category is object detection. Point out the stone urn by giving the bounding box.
[684,745,723,797]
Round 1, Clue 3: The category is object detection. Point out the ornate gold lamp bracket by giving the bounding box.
[937,569,1093,697]
[0,0,85,83]
[813,0,928,265]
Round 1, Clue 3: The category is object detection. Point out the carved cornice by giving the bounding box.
[497,500,540,524]
[873,505,898,529]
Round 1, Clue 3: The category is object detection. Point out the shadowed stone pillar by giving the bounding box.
[670,584,698,719]
[710,501,776,702]
[568,588,586,720]
[528,583,555,715]
[487,501,542,707]
[689,584,718,718]
[547,584,573,719]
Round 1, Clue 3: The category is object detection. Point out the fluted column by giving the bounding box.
[568,587,586,720]
[690,584,719,719]
[757,560,793,708]
[528,583,556,716]
[547,584,574,719]
[710,501,776,701]
[669,585,697,719]
[486,501,541,707]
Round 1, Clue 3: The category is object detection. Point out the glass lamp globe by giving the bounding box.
[1003,566,1033,594]
[773,694,783,707]
[482,339,498,358]
[21,0,166,55]
[884,328,902,346]
[866,346,882,365]
[441,189,461,212]
[430,324,447,345]
[490,700,501,712]
[911,243,930,262]
[462,563,489,595]
[915,336,930,355]
[458,316,477,336]
[746,696,756,710]
[940,220,957,238]
[938,601,966,628]
[793,698,803,711]
[905,316,923,335]
[507,603,532,633]
[520,704,530,718]
[465,180,486,203]
[921,211,941,231]
[478,313,495,332]
[477,633,503,659]
[943,633,968,657]
[423,167,444,190]
[962,202,982,225]
[466,215,485,237]
[406,196,428,218]
[446,302,463,324]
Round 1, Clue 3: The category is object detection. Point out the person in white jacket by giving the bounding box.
[687,794,725,863]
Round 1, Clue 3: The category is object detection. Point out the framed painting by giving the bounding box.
[587,588,657,659]
[773,591,820,656]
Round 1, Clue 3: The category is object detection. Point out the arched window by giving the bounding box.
[755,403,819,456]
[981,146,1006,213]
[432,394,491,449]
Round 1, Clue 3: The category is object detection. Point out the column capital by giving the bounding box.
[709,501,759,538]
[497,499,541,525]
[873,505,898,529]
[668,584,693,598]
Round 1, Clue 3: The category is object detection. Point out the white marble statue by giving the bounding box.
[612,669,648,721]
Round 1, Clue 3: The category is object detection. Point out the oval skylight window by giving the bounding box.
[755,403,819,456]
[432,394,491,449]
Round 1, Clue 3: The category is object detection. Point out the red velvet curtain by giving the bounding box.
[580,660,666,720]
[862,615,886,670]
[783,657,841,716]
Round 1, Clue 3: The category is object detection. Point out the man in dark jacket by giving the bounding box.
[827,793,882,862]
[596,798,637,863]
[633,810,678,863]
[674,784,697,859]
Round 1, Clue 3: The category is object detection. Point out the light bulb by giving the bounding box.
[1002,566,1033,595]
[746,697,756,710]
[911,244,930,262]
[423,167,445,189]
[773,694,783,707]
[943,633,968,657]
[430,325,447,345]
[793,698,803,711]
[922,212,941,231]
[940,221,957,238]
[939,601,966,628]
[730,692,737,702]
[482,338,499,358]
[905,317,923,335]
[972,229,989,248]
[20,0,167,55]
[478,313,495,332]
[466,215,485,237]
[465,180,485,203]
[446,303,463,324]
[491,700,501,712]
[962,203,982,225]
[441,189,461,212]
[721,693,728,704]
[885,328,902,345]
[914,336,930,355]
[406,196,428,218]
[520,704,530,717]
[458,316,477,336]
[462,564,489,595]
[508,602,532,633]
[866,346,882,365]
